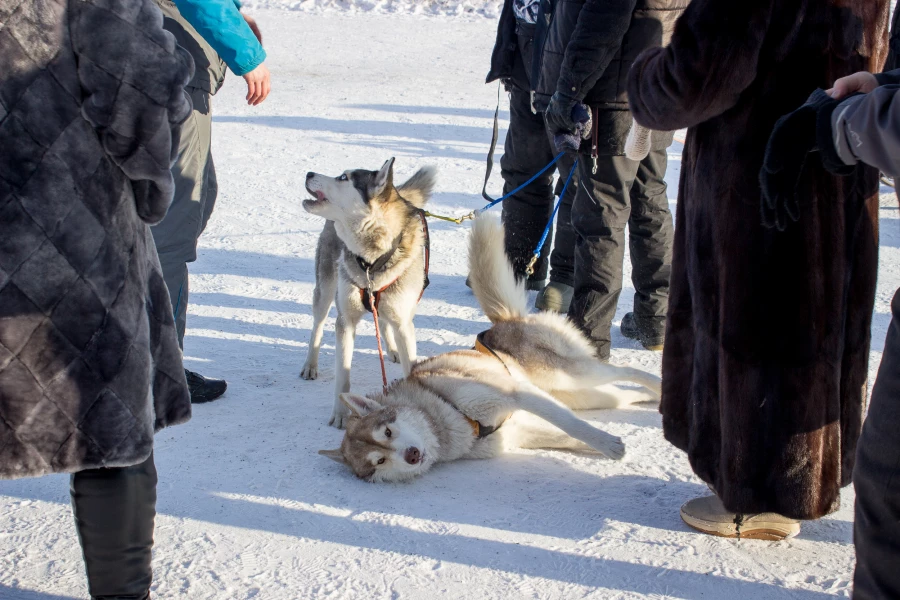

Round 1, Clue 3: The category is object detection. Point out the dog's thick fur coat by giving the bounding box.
[300,160,436,428]
[321,215,662,482]
[0,0,193,479]
[627,0,889,519]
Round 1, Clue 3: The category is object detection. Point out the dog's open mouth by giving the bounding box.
[303,187,327,210]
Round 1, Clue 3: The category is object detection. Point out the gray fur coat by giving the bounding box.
[0,0,193,479]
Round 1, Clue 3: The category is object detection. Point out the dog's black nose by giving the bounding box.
[306,171,315,180]
[404,447,421,465]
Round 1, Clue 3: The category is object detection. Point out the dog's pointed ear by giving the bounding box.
[340,393,382,417]
[319,449,346,464]
[372,158,395,197]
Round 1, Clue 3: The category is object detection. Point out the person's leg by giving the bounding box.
[853,288,900,599]
[500,85,557,286]
[535,148,578,312]
[150,87,225,402]
[547,149,577,288]
[71,454,157,600]
[567,155,639,360]
[623,147,673,344]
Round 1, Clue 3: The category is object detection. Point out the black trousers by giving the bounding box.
[499,29,577,286]
[71,453,157,600]
[853,288,900,599]
[567,150,673,359]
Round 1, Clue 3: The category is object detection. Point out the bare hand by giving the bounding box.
[243,13,263,44]
[827,71,879,100]
[242,63,271,106]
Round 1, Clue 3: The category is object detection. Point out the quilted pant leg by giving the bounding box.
[70,454,157,600]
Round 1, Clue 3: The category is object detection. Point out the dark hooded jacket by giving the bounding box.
[531,0,689,155]
[0,0,193,479]
[627,0,889,520]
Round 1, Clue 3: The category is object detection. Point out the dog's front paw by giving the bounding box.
[300,362,318,380]
[329,405,349,429]
[388,350,401,364]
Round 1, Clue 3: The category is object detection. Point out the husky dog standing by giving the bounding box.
[301,159,436,428]
[320,214,662,482]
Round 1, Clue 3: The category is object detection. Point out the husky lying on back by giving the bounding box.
[320,214,662,482]
[300,159,435,429]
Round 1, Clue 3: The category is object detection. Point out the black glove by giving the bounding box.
[759,89,846,230]
[552,103,592,154]
[545,91,579,136]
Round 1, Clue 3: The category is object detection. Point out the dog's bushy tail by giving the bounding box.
[398,166,436,208]
[468,213,528,323]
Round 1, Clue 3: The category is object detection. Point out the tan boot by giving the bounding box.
[680,495,800,541]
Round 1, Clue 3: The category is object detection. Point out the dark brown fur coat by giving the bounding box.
[627,0,889,519]
[0,0,193,479]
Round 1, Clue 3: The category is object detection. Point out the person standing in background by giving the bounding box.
[153,0,271,403]
[486,0,578,313]
[627,0,888,538]
[531,0,687,360]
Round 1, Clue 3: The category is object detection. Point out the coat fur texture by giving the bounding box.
[627,0,889,519]
[0,0,193,479]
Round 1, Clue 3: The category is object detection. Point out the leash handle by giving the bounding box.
[365,270,389,394]
[525,159,579,278]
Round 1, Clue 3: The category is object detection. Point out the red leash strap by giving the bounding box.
[366,283,389,394]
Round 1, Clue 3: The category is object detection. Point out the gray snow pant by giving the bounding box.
[567,150,673,359]
[71,454,157,600]
[150,86,218,348]
[853,288,900,599]
[500,27,577,286]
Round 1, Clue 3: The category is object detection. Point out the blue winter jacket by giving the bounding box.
[173,0,266,76]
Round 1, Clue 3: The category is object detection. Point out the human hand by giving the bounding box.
[242,63,271,106]
[243,13,263,44]
[827,71,878,100]
[545,92,579,135]
[550,102,591,154]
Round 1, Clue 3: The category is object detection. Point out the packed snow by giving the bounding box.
[2,8,898,600]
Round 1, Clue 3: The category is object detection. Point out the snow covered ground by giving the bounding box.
[2,9,899,600]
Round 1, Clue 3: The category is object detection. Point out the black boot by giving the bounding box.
[185,369,227,404]
[620,312,665,351]
[71,454,157,600]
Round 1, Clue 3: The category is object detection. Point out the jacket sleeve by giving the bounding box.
[173,0,267,76]
[829,83,900,177]
[626,0,774,131]
[72,0,193,224]
[557,0,638,100]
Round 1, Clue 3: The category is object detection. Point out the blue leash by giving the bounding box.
[524,159,578,277]
[425,152,566,225]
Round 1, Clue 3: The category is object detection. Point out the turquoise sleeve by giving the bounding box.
[173,0,267,76]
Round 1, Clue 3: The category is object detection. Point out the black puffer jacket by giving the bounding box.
[487,0,518,84]
[533,0,688,155]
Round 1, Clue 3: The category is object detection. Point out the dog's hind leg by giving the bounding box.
[300,269,338,381]
[563,360,662,398]
[512,382,625,460]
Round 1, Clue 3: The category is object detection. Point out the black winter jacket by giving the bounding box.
[533,0,688,155]
[487,0,518,84]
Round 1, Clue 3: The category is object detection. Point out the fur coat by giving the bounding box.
[627,0,889,520]
[0,0,193,479]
